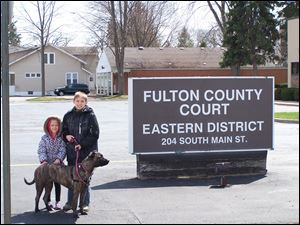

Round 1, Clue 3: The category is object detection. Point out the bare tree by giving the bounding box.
[126,1,179,47]
[110,1,129,94]
[21,1,61,96]
[79,1,128,94]
[188,1,229,44]
[194,26,222,47]
[126,1,161,47]
[50,32,72,47]
[206,1,229,35]
[86,1,181,94]
[87,1,180,48]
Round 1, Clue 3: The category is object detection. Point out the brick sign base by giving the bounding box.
[136,151,267,180]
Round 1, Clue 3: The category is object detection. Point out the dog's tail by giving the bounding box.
[24,177,35,185]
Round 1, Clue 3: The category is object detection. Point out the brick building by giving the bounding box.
[97,47,287,95]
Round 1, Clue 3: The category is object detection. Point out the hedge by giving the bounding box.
[276,87,299,101]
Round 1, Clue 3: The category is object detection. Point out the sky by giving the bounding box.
[12,1,218,47]
[13,1,89,46]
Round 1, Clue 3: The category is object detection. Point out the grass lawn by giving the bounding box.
[25,95,128,102]
[26,97,70,102]
[274,112,299,120]
[99,95,128,100]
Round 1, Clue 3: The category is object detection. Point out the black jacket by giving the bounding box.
[62,105,99,165]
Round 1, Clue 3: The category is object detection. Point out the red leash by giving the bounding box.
[71,137,88,185]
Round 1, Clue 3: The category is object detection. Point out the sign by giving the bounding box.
[129,77,274,154]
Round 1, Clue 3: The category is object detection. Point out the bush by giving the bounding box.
[274,88,281,100]
[275,83,288,88]
[280,88,298,101]
[293,88,299,101]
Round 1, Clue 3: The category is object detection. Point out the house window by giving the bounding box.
[44,54,47,64]
[49,53,54,64]
[66,72,78,85]
[9,73,15,85]
[44,52,55,64]
[291,62,299,76]
[25,72,41,78]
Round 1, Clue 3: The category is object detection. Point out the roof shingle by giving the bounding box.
[105,47,225,70]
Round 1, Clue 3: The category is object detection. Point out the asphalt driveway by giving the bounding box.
[1,98,299,224]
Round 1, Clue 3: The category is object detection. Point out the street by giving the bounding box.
[1,98,299,224]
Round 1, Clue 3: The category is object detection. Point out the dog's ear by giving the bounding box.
[88,151,96,158]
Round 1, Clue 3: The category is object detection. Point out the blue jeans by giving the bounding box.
[67,186,90,207]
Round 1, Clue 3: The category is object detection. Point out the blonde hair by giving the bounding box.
[73,91,88,102]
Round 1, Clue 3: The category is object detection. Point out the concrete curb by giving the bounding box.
[275,118,299,124]
[275,101,299,107]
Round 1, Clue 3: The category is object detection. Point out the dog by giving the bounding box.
[24,151,109,218]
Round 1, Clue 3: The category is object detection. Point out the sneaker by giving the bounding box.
[82,205,89,212]
[63,203,72,211]
[48,201,54,209]
[47,201,54,211]
[54,201,61,210]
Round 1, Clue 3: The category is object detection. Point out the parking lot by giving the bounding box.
[1,98,299,224]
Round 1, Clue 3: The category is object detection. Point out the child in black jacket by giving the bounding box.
[61,91,100,212]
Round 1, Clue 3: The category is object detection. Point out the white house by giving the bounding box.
[9,44,98,96]
[96,49,113,96]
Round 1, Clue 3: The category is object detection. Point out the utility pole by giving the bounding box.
[1,1,13,224]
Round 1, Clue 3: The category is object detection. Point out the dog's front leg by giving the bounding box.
[79,186,87,215]
[71,185,80,218]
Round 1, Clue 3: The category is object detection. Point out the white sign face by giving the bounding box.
[129,77,274,154]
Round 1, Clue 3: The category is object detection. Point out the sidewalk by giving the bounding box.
[275,100,299,107]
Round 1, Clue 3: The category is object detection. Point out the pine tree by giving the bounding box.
[220,2,250,75]
[177,26,194,47]
[199,41,207,47]
[221,1,279,75]
[8,21,21,46]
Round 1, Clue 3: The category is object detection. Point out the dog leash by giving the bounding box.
[71,137,89,186]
